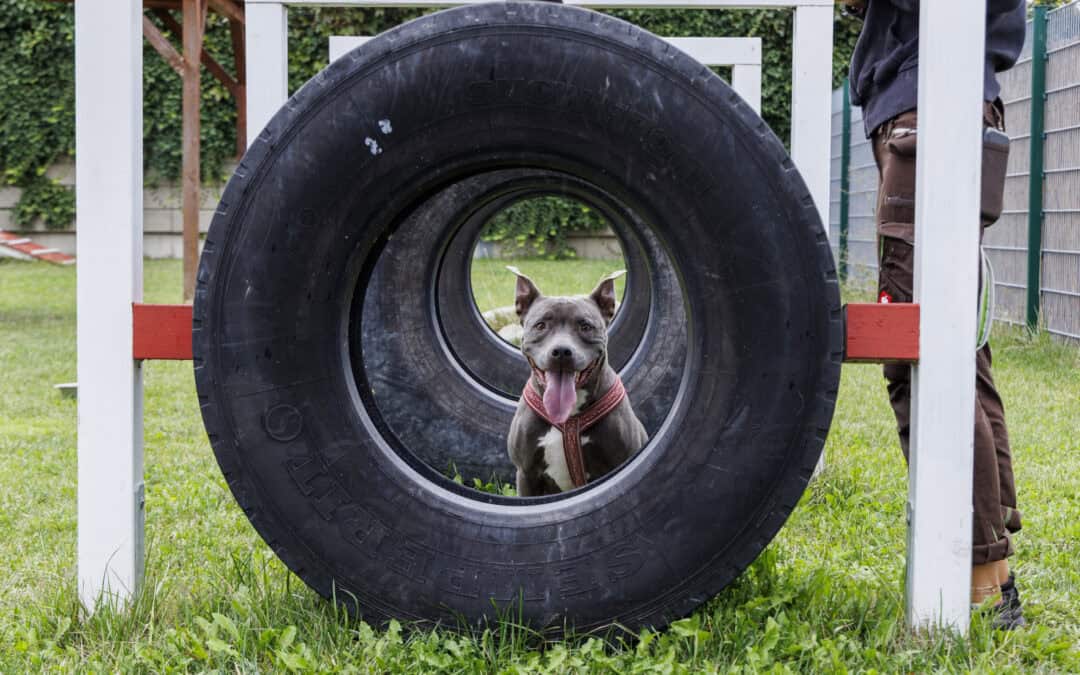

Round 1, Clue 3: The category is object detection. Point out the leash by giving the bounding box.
[521,375,626,488]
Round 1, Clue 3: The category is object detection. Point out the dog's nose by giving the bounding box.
[550,346,572,360]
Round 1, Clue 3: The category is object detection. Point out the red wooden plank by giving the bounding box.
[844,303,920,363]
[133,303,193,360]
[130,302,919,363]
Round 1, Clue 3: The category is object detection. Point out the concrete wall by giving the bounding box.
[488,230,623,260]
[0,158,230,258]
[561,230,623,259]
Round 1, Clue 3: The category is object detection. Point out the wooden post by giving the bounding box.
[152,7,245,160]
[182,0,205,302]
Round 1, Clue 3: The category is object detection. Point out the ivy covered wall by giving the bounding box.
[0,1,862,253]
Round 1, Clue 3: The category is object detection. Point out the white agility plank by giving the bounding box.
[75,0,144,611]
[907,0,986,633]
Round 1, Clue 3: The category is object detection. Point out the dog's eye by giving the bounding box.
[579,321,593,332]
[534,321,546,331]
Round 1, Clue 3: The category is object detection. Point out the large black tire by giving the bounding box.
[361,169,686,482]
[194,1,841,634]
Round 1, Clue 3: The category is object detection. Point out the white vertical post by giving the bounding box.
[245,1,289,148]
[791,2,833,479]
[732,64,762,115]
[907,0,986,633]
[76,0,144,611]
[790,3,834,235]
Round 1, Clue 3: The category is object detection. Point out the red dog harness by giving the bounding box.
[522,376,627,488]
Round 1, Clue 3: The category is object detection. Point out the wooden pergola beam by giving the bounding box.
[150,0,245,301]
[208,0,244,24]
[142,15,185,76]
[153,9,241,98]
[152,6,247,156]
[179,0,207,302]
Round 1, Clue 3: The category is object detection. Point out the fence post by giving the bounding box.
[839,77,851,282]
[1026,5,1047,331]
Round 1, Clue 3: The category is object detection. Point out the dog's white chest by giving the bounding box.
[538,389,591,491]
[538,428,574,491]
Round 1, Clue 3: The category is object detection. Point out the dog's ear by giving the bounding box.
[589,270,625,324]
[507,266,541,320]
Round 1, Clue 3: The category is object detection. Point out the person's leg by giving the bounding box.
[977,100,1023,589]
[977,345,1021,530]
[976,344,1023,576]
[971,387,1008,602]
[878,237,913,460]
[872,107,1020,614]
[872,111,917,459]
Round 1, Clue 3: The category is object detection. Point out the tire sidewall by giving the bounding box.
[193,2,841,632]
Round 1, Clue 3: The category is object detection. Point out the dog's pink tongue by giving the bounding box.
[543,371,578,424]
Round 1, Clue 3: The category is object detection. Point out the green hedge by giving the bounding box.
[0,1,861,237]
[0,1,75,229]
[480,196,610,259]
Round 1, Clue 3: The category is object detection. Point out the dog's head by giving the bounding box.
[509,266,624,423]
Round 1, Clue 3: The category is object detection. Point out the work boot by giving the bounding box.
[992,573,1027,630]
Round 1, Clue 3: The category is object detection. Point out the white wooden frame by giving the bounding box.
[906,0,985,631]
[329,35,763,113]
[75,0,987,634]
[75,0,145,611]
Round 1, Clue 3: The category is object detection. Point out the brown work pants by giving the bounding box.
[872,103,1022,565]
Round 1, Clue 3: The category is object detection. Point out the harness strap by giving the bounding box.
[522,376,626,488]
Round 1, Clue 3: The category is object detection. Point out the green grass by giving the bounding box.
[1,257,1078,672]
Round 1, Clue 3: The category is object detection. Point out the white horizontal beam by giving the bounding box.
[329,35,763,111]
[666,36,761,65]
[255,0,829,7]
[328,35,370,62]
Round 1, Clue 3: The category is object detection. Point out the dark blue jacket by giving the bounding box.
[849,0,1027,137]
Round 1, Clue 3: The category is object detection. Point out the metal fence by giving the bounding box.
[830,2,1080,341]
[984,15,1035,326]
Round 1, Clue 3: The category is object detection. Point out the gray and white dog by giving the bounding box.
[506,268,648,496]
